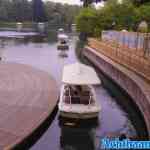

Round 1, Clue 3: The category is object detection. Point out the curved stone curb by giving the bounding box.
[83,46,150,138]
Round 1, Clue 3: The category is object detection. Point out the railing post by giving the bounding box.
[143,33,149,57]
[88,96,92,105]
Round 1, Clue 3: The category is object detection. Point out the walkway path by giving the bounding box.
[0,62,58,149]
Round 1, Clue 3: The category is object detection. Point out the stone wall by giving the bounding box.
[83,46,150,138]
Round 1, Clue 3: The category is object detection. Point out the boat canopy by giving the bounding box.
[62,62,101,85]
[58,34,68,40]
[58,28,64,32]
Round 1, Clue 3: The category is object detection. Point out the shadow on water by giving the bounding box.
[95,67,148,139]
[12,106,58,150]
[75,40,148,139]
[60,127,95,150]
[47,30,57,43]
[0,30,57,47]
[0,35,46,47]
[59,118,97,150]
[58,116,99,128]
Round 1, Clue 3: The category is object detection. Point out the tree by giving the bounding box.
[131,0,150,6]
[8,0,32,22]
[76,7,97,36]
[32,0,47,22]
[80,0,105,7]
[0,0,9,21]
[76,0,140,38]
[44,1,81,30]
[0,0,81,31]
[102,0,138,30]
[138,4,150,28]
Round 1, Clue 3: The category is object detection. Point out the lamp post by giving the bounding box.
[138,21,148,33]
[138,21,149,56]
[16,22,23,32]
[112,21,116,29]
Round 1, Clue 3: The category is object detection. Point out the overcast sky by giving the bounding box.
[44,0,105,7]
[45,0,82,5]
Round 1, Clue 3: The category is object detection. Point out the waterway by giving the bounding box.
[0,32,138,150]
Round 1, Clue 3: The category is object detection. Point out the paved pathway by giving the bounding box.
[0,62,58,149]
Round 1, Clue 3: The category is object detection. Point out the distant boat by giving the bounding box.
[57,28,69,50]
[58,28,64,33]
[58,62,101,119]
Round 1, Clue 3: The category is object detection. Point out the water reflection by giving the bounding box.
[59,124,96,150]
[58,51,69,58]
[0,35,46,45]
[58,115,99,150]
[0,39,6,48]
[0,30,57,48]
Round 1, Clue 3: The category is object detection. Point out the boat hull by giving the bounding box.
[58,84,101,120]
[59,111,99,119]
[57,44,69,50]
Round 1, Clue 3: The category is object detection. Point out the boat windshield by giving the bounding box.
[63,85,94,105]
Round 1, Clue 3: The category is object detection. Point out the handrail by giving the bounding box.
[64,95,93,98]
[88,95,92,105]
[63,95,93,105]
[63,85,94,105]
[88,38,150,83]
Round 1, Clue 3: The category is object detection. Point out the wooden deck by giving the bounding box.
[0,62,58,149]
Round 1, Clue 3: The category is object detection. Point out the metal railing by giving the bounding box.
[88,32,150,82]
[102,30,150,57]
[63,86,93,105]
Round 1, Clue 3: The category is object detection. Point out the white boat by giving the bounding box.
[58,62,101,119]
[58,28,64,34]
[57,29,69,50]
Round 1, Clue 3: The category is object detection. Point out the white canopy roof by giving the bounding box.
[17,22,22,25]
[62,62,101,85]
[58,28,64,32]
[58,33,68,40]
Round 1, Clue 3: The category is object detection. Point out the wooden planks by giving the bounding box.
[0,62,58,149]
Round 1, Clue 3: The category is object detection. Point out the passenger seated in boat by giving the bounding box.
[64,85,94,105]
[64,89,69,96]
[65,85,81,104]
[73,85,82,96]
[61,40,66,44]
[66,85,79,96]
[64,96,70,103]
[76,85,82,91]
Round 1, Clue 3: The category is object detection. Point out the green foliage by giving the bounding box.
[76,0,150,37]
[131,0,150,6]
[81,0,103,7]
[76,7,98,36]
[138,4,150,27]
[0,0,81,31]
[103,0,138,30]
[45,2,81,30]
